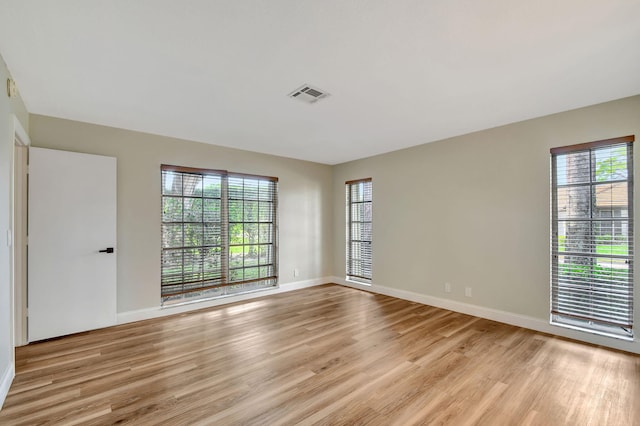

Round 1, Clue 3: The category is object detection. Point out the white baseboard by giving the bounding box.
[117,277,329,325]
[331,277,640,354]
[0,362,15,410]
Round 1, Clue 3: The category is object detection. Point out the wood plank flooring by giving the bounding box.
[1,284,638,425]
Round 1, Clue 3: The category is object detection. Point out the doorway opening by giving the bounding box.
[12,115,29,347]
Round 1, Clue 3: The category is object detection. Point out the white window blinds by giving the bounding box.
[161,165,278,300]
[551,136,634,339]
[346,178,372,283]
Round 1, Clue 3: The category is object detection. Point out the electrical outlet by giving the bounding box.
[465,287,472,297]
[294,269,299,277]
[444,282,451,293]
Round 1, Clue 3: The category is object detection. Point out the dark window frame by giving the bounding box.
[161,165,278,300]
[346,178,373,283]
[550,135,634,339]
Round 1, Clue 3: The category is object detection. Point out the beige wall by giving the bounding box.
[21,94,640,353]
[333,95,640,325]
[0,55,29,397]
[30,115,333,313]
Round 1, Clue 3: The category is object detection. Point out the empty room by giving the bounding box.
[0,1,639,424]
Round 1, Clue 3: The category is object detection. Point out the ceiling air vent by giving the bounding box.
[288,84,330,104]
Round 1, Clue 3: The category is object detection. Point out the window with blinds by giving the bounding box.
[346,178,372,283]
[161,165,278,304]
[551,136,634,339]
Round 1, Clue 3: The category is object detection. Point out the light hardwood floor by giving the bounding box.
[1,284,638,425]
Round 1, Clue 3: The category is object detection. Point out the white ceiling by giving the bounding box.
[1,1,639,165]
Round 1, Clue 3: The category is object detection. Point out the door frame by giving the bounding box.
[11,115,29,348]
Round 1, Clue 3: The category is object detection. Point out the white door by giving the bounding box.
[28,147,117,341]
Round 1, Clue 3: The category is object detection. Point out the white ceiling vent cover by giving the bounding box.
[288,84,330,104]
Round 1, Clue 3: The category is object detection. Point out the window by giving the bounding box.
[346,178,372,283]
[161,165,278,304]
[551,136,634,339]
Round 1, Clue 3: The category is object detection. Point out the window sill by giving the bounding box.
[162,284,277,308]
[550,319,633,342]
[346,277,372,286]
